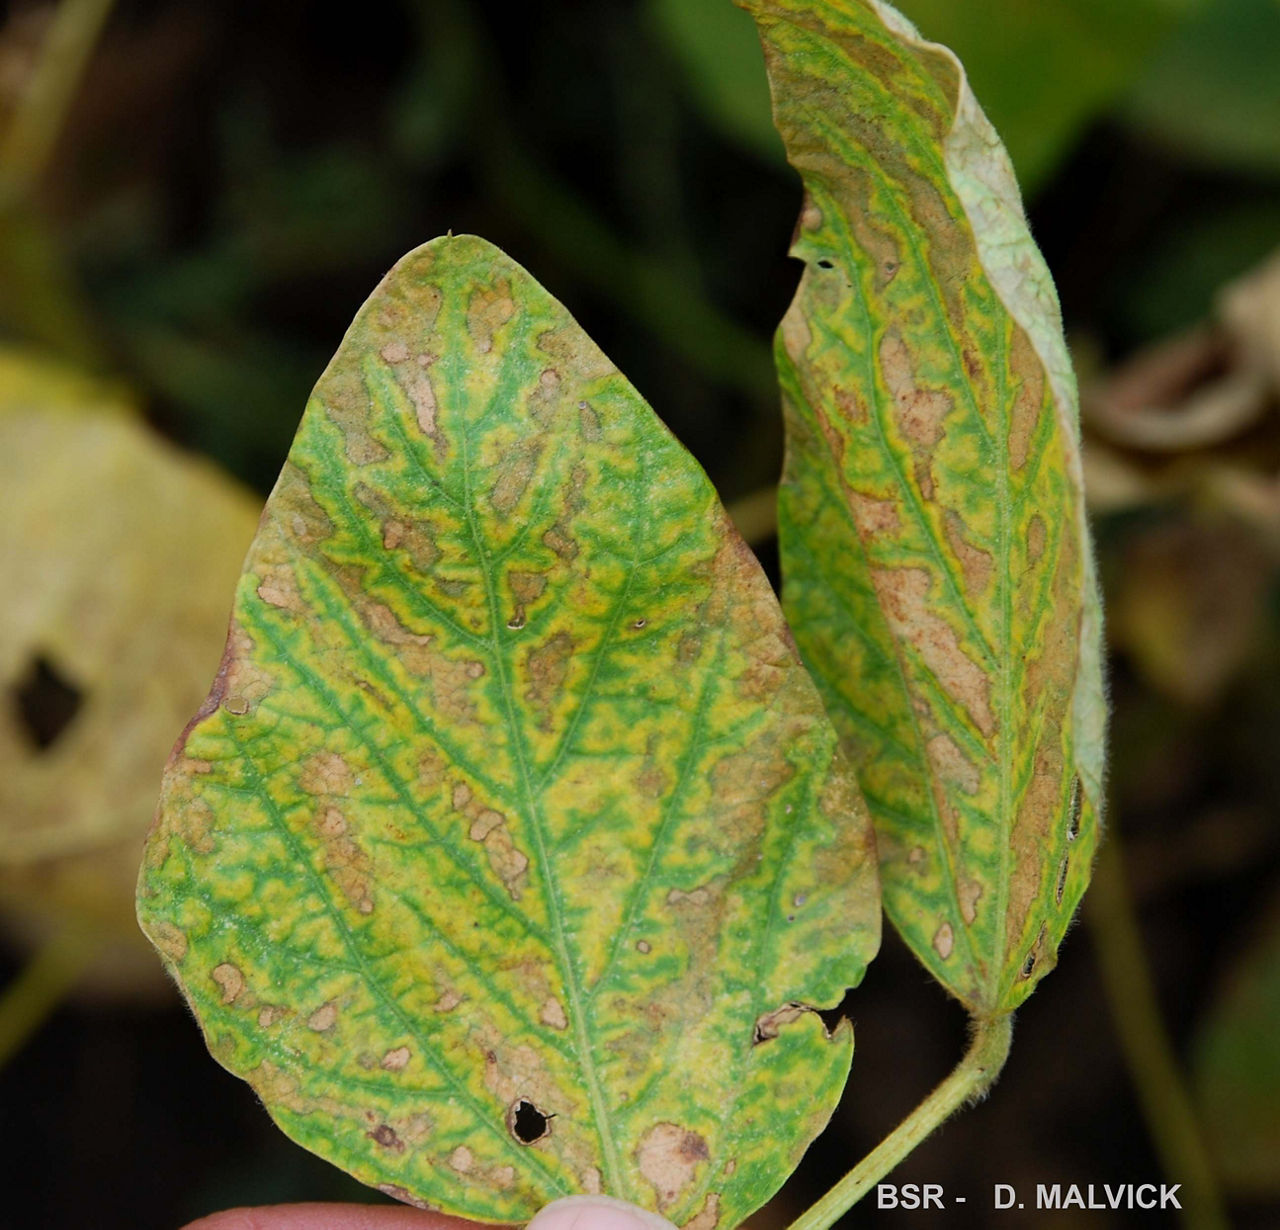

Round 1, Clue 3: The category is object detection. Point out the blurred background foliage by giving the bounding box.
[0,0,1278,1227]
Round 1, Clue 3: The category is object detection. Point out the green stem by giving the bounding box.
[0,0,117,205]
[1088,836,1231,1230]
[0,926,98,1069]
[787,1013,1013,1230]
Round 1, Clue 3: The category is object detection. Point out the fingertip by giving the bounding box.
[525,1196,678,1230]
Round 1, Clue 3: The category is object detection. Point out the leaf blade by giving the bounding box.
[743,0,1106,1015]
[137,235,880,1224]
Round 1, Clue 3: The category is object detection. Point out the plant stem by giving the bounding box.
[1088,835,1231,1230]
[0,926,98,1069]
[787,1013,1013,1230]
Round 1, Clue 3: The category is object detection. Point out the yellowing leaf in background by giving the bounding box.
[0,350,260,954]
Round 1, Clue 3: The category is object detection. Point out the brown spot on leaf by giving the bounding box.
[491,444,541,515]
[381,1046,411,1071]
[636,940,651,954]
[539,997,568,1030]
[467,281,516,353]
[380,340,409,364]
[150,922,187,962]
[378,1185,431,1210]
[686,1193,721,1230]
[945,511,993,595]
[933,922,955,960]
[300,751,354,797]
[581,1166,602,1195]
[850,490,901,535]
[469,809,505,841]
[870,567,995,736]
[525,631,572,724]
[308,1002,338,1032]
[369,1124,405,1152]
[958,880,983,926]
[1027,514,1047,564]
[637,1123,710,1209]
[925,733,980,795]
[211,963,244,1004]
[448,1146,474,1173]
[880,332,953,498]
[1008,329,1046,470]
[434,989,462,1012]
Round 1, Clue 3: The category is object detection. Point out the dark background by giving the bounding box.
[1,1,1278,1227]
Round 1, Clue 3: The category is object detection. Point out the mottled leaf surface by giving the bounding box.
[137,236,880,1224]
[743,0,1106,1014]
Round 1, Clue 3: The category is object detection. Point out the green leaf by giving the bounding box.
[646,0,785,164]
[1193,893,1280,1196]
[742,0,1106,1016]
[137,235,880,1224]
[891,0,1198,193]
[1124,0,1280,179]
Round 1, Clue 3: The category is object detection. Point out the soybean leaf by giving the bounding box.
[0,352,260,952]
[137,236,880,1224]
[743,0,1106,1015]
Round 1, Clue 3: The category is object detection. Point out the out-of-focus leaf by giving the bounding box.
[1108,516,1271,706]
[0,348,260,953]
[892,0,1198,192]
[137,235,880,1224]
[1194,894,1280,1194]
[646,0,784,163]
[745,0,1106,1015]
[1124,0,1280,178]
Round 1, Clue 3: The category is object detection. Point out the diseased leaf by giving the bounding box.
[137,235,880,1224]
[1193,893,1280,1196]
[0,350,260,982]
[742,0,1106,1015]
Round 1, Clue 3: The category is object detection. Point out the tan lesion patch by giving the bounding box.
[944,511,993,596]
[870,566,995,737]
[448,1146,474,1173]
[539,997,568,1030]
[958,879,983,926]
[299,751,354,797]
[850,490,901,535]
[1007,328,1047,470]
[211,962,245,1004]
[307,1001,338,1032]
[256,563,304,612]
[636,1122,710,1209]
[467,280,516,353]
[686,1193,721,1230]
[220,623,273,716]
[524,631,572,726]
[933,922,955,960]
[879,331,953,499]
[451,781,529,899]
[381,1046,411,1071]
[925,733,980,795]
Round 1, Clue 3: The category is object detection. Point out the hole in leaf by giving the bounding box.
[1066,777,1082,842]
[509,1098,552,1144]
[752,990,853,1045]
[1055,855,1069,904]
[12,654,84,750]
[816,258,835,270]
[1021,950,1037,980]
